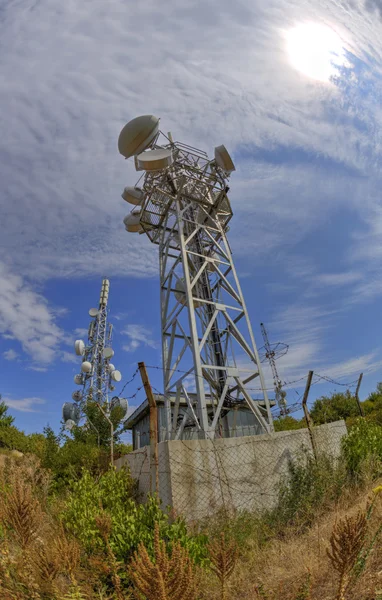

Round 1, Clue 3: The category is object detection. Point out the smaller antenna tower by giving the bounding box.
[260,323,288,415]
[62,279,128,431]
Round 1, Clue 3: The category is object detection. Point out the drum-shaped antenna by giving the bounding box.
[214,145,236,174]
[111,370,122,382]
[118,115,160,159]
[136,148,173,171]
[74,340,85,356]
[81,361,92,374]
[122,186,145,206]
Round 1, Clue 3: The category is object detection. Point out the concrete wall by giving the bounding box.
[115,420,347,522]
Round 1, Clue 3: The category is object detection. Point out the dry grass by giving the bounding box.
[199,482,382,600]
[128,522,199,600]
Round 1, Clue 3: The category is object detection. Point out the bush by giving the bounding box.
[342,417,382,475]
[60,467,209,568]
[267,452,349,533]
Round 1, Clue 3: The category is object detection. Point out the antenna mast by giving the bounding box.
[117,115,275,440]
[260,322,287,415]
[62,279,128,431]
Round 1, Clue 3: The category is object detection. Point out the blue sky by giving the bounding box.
[2,0,382,442]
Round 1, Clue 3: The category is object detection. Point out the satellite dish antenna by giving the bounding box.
[214,145,236,174]
[74,374,83,385]
[175,278,201,308]
[65,419,76,431]
[103,347,114,359]
[118,115,160,159]
[110,396,129,418]
[62,402,80,424]
[136,148,173,171]
[111,369,122,382]
[74,340,85,356]
[89,308,99,317]
[81,361,92,374]
[72,390,83,402]
[123,212,142,232]
[108,363,115,373]
[134,155,144,171]
[121,186,145,206]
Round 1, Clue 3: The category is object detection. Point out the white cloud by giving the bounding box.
[2,396,46,413]
[122,324,158,353]
[61,351,79,364]
[0,262,64,365]
[314,271,363,286]
[74,328,88,338]
[3,349,18,361]
[1,0,382,287]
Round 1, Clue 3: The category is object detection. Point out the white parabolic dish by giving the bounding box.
[81,361,92,374]
[118,115,160,159]
[74,374,83,385]
[214,145,236,174]
[111,369,122,382]
[121,186,145,206]
[123,212,142,233]
[74,340,85,356]
[103,347,114,359]
[137,148,173,171]
[89,308,99,317]
[108,363,115,373]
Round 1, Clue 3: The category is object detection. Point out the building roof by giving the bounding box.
[123,393,275,430]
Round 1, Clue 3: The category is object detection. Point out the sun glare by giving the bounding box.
[286,23,346,82]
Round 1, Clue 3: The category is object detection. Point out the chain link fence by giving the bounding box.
[115,419,347,522]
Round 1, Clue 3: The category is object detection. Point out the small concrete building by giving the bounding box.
[124,393,276,449]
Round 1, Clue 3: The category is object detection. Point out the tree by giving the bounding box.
[0,398,15,428]
[274,415,306,432]
[310,390,359,425]
[65,400,126,449]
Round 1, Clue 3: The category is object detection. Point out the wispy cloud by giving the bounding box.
[74,328,88,338]
[2,396,46,413]
[61,351,78,364]
[122,324,158,353]
[0,261,64,365]
[3,349,18,361]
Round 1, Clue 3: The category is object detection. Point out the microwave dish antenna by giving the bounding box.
[117,115,274,441]
[118,115,160,159]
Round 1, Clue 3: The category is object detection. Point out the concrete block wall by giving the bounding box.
[115,420,347,522]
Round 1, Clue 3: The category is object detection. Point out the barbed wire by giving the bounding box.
[117,367,139,397]
[313,373,359,388]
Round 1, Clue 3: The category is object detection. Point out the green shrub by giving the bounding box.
[268,452,349,532]
[60,467,209,567]
[273,416,306,432]
[342,418,382,475]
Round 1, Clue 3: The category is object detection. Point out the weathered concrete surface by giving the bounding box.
[115,420,347,521]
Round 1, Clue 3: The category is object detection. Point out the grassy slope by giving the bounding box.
[200,481,382,600]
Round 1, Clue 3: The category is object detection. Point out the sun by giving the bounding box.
[286,23,347,82]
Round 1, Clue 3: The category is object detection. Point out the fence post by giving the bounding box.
[138,361,159,497]
[302,370,318,461]
[355,372,364,417]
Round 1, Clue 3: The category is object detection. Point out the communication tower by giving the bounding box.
[117,115,274,440]
[62,279,128,430]
[260,322,288,415]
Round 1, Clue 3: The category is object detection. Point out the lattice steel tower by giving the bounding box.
[118,115,274,439]
[62,279,126,430]
[260,322,288,416]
